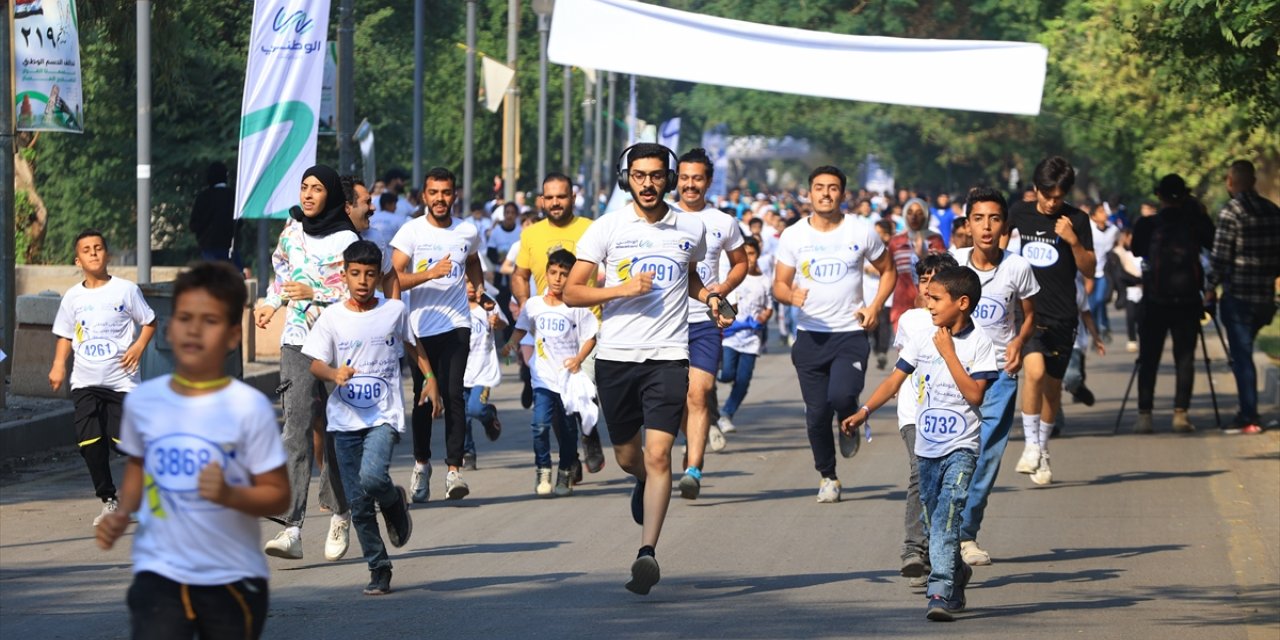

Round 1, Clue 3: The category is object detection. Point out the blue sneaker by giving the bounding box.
[926,595,962,621]
[679,466,702,500]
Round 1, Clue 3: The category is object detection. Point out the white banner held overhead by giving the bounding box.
[548,0,1047,116]
[482,57,515,113]
[235,0,331,220]
[14,0,84,132]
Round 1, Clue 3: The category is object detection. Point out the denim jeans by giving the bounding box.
[899,425,926,560]
[1090,276,1110,333]
[1062,349,1085,395]
[918,449,976,603]
[332,424,401,572]
[960,371,1018,542]
[718,347,758,418]
[1219,293,1277,424]
[463,386,491,455]
[532,388,579,470]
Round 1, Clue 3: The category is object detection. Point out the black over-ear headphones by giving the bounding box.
[615,143,679,195]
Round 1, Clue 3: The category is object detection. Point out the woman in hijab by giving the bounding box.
[887,197,947,329]
[254,165,359,561]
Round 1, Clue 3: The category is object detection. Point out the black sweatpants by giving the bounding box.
[71,387,125,501]
[1137,301,1200,412]
[127,571,269,640]
[410,328,471,467]
[789,330,870,479]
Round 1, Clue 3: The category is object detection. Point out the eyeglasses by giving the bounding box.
[629,171,668,184]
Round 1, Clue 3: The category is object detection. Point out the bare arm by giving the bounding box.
[840,368,908,432]
[858,250,897,330]
[49,337,73,391]
[393,248,453,291]
[512,267,532,308]
[310,358,356,386]
[772,262,804,307]
[465,253,485,294]
[120,321,158,374]
[199,464,291,518]
[717,245,749,295]
[96,457,144,549]
[936,329,990,406]
[563,260,651,308]
[1004,298,1036,374]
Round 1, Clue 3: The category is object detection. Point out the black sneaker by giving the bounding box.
[382,486,414,548]
[926,594,961,621]
[630,480,645,525]
[1073,384,1096,407]
[953,561,973,610]
[363,567,392,596]
[520,366,533,409]
[571,459,583,485]
[480,404,502,441]
[582,430,605,473]
[900,552,926,578]
[625,553,660,595]
[462,452,477,471]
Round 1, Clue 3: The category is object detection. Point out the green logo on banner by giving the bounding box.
[239,100,314,219]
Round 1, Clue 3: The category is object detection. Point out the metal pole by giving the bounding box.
[604,72,615,182]
[581,78,592,199]
[537,14,549,184]
[591,73,603,208]
[337,0,356,175]
[464,0,477,210]
[412,0,424,187]
[257,220,270,300]
[136,0,152,284]
[561,65,571,175]
[1,4,15,382]
[502,0,518,202]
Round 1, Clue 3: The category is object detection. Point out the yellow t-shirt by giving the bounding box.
[517,216,595,294]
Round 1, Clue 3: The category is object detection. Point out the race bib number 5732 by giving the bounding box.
[917,407,966,444]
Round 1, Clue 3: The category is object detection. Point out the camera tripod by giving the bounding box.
[1114,314,1231,433]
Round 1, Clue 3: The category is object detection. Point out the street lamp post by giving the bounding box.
[562,65,571,176]
[533,0,552,186]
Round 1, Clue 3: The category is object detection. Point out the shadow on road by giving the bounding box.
[998,544,1187,564]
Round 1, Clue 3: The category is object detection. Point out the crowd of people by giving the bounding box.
[48,144,1276,635]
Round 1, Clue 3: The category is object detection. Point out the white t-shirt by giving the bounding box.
[301,299,416,433]
[1090,223,1119,278]
[679,204,745,322]
[390,217,481,338]
[575,206,707,362]
[118,378,286,585]
[954,248,1041,367]
[464,305,502,389]
[469,215,494,240]
[1075,278,1092,350]
[897,322,999,458]
[52,277,156,392]
[723,273,772,355]
[366,208,410,274]
[516,296,598,393]
[776,215,886,333]
[487,223,522,257]
[893,308,935,429]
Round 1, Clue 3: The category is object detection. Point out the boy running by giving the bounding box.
[717,237,772,433]
[462,281,506,470]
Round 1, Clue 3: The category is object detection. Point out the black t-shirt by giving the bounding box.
[1008,200,1094,324]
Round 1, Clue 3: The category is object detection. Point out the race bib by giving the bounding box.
[972,297,1006,327]
[1021,242,1059,268]
[801,257,849,284]
[536,313,572,338]
[145,434,228,494]
[77,338,120,362]
[341,375,388,409]
[917,407,966,444]
[696,263,714,285]
[626,255,682,290]
[415,254,465,285]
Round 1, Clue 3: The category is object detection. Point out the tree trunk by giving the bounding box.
[13,139,48,262]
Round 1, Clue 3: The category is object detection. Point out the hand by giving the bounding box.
[710,297,733,329]
[1054,216,1078,246]
[120,343,145,374]
[254,305,275,329]
[499,342,514,358]
[933,327,956,358]
[197,461,230,505]
[1004,340,1024,375]
[626,271,655,297]
[564,357,582,374]
[282,281,314,301]
[49,363,66,392]
[333,365,356,386]
[840,408,867,435]
[790,287,809,308]
[419,378,443,418]
[1093,337,1106,356]
[95,510,130,549]
[488,313,500,329]
[855,306,878,331]
[424,256,453,280]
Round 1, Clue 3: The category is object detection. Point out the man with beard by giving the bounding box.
[391,168,485,502]
[512,173,606,473]
[672,148,748,499]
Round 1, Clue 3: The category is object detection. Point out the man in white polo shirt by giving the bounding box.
[564,143,730,597]
[773,165,895,504]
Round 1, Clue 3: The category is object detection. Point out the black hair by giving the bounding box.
[206,161,228,187]
[915,251,959,279]
[1032,156,1075,194]
[340,175,365,205]
[741,236,760,252]
[952,217,969,233]
[1229,160,1256,189]
[543,172,574,190]
[74,228,108,253]
[174,261,246,324]
[965,186,1007,218]
[547,248,576,272]
[677,147,714,179]
[808,165,847,192]
[343,240,383,269]
[748,217,764,228]
[625,143,673,172]
[379,192,398,210]
[423,167,457,189]
[1154,174,1188,201]
[929,266,982,313]
[382,168,409,183]
[875,218,896,234]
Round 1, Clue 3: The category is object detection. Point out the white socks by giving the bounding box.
[1039,422,1054,452]
[1022,413,1040,445]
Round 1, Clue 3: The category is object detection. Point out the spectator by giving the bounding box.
[189,161,240,265]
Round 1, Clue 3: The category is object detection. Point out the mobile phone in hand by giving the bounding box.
[707,298,737,322]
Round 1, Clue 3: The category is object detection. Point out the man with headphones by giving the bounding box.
[564,142,732,596]
[673,147,748,500]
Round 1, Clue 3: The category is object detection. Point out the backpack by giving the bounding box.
[1144,209,1203,304]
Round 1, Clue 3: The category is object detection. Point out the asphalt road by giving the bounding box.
[2,322,1277,639]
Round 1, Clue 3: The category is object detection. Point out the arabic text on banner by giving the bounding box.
[14,0,85,133]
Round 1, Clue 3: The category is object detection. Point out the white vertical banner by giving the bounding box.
[658,117,680,154]
[235,0,331,220]
[14,0,84,132]
[317,41,336,135]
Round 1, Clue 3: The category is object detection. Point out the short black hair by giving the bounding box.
[952,217,969,233]
[174,261,246,324]
[379,192,398,210]
[677,147,714,179]
[741,236,760,252]
[547,248,576,272]
[915,251,959,279]
[1229,160,1256,189]
[343,240,383,269]
[543,172,573,190]
[1032,156,1075,194]
[625,143,673,172]
[875,218,896,234]
[748,217,764,228]
[929,266,982,313]
[340,175,365,205]
[74,229,108,253]
[808,165,847,192]
[965,186,1007,218]
[1155,174,1188,200]
[423,167,456,189]
[382,168,409,183]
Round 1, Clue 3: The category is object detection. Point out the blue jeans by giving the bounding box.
[1090,276,1110,333]
[960,371,1018,542]
[1219,293,1276,424]
[532,388,579,470]
[718,347,758,418]
[463,386,491,455]
[919,449,976,602]
[332,424,401,572]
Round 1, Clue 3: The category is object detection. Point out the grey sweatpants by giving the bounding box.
[279,345,346,527]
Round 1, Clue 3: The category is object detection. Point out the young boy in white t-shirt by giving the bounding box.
[502,249,598,497]
[716,237,773,433]
[50,229,157,526]
[462,280,506,470]
[303,241,434,596]
[96,262,289,639]
[844,266,998,622]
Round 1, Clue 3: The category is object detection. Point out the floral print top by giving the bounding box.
[264,219,359,346]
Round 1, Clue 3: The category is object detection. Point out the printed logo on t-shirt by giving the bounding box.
[619,255,681,290]
[145,433,229,510]
[1021,237,1059,268]
[341,375,388,409]
[800,257,849,284]
[973,296,1007,326]
[917,407,966,444]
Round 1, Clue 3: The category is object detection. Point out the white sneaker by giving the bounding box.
[264,530,303,560]
[445,469,470,500]
[717,415,737,434]
[410,464,431,503]
[708,424,728,452]
[1126,341,1138,353]
[93,498,119,527]
[1015,443,1041,474]
[816,478,842,503]
[324,515,350,562]
[1031,453,1053,485]
[961,540,991,566]
[535,467,553,497]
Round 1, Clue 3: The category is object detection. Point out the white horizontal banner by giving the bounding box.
[547,0,1047,116]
